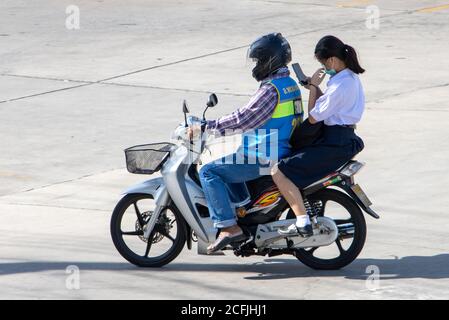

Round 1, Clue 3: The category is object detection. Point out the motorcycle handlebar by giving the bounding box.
[174,116,208,153]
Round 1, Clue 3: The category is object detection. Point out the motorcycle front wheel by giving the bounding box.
[110,193,187,267]
[291,188,367,270]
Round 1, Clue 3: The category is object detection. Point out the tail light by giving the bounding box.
[340,161,365,177]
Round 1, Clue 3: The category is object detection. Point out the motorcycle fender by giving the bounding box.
[337,183,380,219]
[121,177,164,199]
[122,177,193,251]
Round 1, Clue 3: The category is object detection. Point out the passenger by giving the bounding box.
[273,35,366,236]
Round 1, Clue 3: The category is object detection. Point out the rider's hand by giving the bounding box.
[187,127,193,139]
[187,125,201,139]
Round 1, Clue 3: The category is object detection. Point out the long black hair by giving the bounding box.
[314,35,365,74]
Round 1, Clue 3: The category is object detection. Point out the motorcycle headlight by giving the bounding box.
[172,124,187,140]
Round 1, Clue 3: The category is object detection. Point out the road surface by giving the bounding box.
[1,0,448,299]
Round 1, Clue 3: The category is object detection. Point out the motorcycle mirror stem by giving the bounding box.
[202,93,218,121]
[182,100,189,127]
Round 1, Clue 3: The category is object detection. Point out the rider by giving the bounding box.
[272,35,366,236]
[189,33,303,253]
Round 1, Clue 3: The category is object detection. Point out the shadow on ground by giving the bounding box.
[1,254,448,281]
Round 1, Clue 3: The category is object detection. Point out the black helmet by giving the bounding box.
[248,33,292,81]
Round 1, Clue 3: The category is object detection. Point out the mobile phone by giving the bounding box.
[291,62,309,86]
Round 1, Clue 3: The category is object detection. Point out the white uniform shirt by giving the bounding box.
[309,68,365,126]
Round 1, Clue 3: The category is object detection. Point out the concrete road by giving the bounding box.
[1,0,449,299]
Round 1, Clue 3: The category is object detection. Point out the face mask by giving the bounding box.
[324,68,337,76]
[322,60,337,76]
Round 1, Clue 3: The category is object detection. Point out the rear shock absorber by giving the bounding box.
[304,197,319,225]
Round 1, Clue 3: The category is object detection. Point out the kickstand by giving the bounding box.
[286,238,294,249]
[237,235,254,249]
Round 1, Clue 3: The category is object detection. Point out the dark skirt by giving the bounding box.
[278,125,364,189]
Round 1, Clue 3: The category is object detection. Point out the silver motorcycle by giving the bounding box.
[110,94,379,269]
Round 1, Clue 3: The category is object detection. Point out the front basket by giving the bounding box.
[124,142,174,174]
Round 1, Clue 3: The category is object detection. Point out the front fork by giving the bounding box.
[143,188,170,239]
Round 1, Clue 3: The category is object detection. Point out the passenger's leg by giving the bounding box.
[271,164,312,236]
[271,163,307,217]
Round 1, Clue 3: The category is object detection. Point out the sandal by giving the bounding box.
[207,232,247,254]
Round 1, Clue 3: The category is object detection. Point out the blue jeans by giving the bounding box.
[199,154,267,229]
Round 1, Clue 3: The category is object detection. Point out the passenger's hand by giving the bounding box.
[303,76,312,89]
[310,68,326,87]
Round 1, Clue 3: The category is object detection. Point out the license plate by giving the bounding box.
[350,184,372,207]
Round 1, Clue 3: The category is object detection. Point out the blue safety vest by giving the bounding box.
[240,76,303,163]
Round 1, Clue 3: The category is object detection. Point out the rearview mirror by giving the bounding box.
[207,93,218,108]
[182,100,189,127]
[203,93,218,120]
[182,100,190,114]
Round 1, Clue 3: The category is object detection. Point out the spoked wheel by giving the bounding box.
[110,193,186,267]
[291,188,366,270]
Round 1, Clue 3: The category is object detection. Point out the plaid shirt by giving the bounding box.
[206,67,290,135]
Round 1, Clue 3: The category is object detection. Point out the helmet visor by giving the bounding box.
[245,48,259,75]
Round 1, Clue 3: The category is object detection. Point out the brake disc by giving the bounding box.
[135,211,172,244]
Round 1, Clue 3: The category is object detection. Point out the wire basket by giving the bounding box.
[124,143,174,174]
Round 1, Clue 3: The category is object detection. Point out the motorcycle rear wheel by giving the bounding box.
[292,188,366,270]
[111,193,187,267]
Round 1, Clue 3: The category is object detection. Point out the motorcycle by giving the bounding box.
[110,93,379,270]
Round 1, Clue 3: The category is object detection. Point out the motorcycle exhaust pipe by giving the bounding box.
[338,223,355,240]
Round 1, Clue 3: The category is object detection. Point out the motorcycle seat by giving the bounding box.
[303,159,357,191]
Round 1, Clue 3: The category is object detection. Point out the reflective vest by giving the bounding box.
[241,76,303,163]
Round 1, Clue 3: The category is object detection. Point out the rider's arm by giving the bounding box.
[205,85,278,136]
